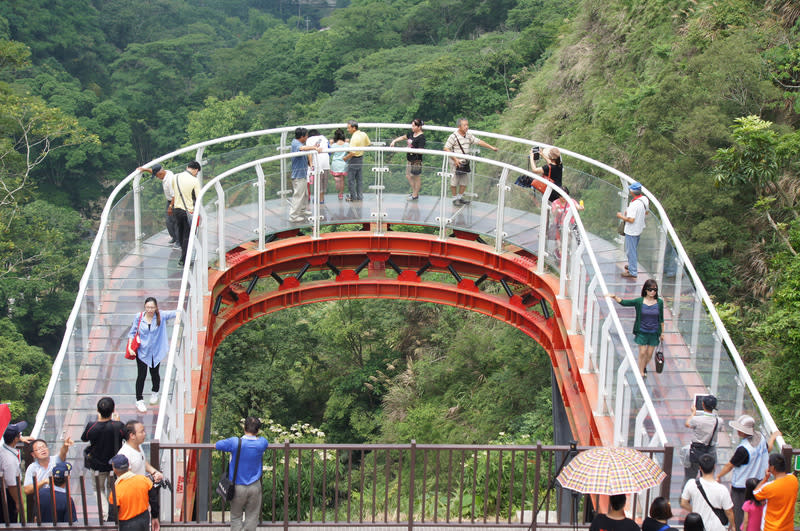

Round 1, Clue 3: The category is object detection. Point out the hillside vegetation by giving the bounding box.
[0,0,798,442]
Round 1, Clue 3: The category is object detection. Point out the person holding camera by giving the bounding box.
[529,146,563,198]
[444,118,498,206]
[684,395,720,484]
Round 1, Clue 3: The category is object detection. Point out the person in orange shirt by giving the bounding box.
[109,454,156,531]
[754,453,799,531]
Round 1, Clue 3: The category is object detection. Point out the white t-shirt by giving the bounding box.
[161,170,176,201]
[117,442,147,476]
[624,196,649,236]
[24,456,62,487]
[305,135,330,170]
[681,477,733,531]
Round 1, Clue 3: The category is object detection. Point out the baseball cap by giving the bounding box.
[52,461,72,480]
[109,454,129,471]
[4,420,28,439]
[629,182,642,191]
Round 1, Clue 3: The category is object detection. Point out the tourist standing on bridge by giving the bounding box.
[306,129,331,204]
[754,453,798,531]
[444,118,498,206]
[529,146,563,199]
[138,164,178,247]
[117,421,163,529]
[82,396,126,516]
[616,182,649,279]
[108,454,155,531]
[172,161,201,267]
[343,120,370,202]
[23,436,73,496]
[684,395,720,484]
[716,415,779,530]
[608,278,663,379]
[390,119,426,201]
[289,127,322,222]
[589,494,641,531]
[127,297,177,413]
[1,421,30,523]
[215,417,269,531]
[329,128,349,200]
[680,454,735,531]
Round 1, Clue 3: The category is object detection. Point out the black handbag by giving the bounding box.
[695,478,729,525]
[216,437,242,501]
[655,341,664,373]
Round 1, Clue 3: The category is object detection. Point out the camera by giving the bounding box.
[531,146,540,161]
[146,474,173,491]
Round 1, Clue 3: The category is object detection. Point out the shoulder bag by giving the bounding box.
[690,417,718,462]
[216,437,242,502]
[454,136,470,174]
[125,313,144,360]
[694,478,729,526]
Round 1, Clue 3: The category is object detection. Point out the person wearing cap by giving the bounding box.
[37,461,77,523]
[1,421,31,523]
[109,454,156,531]
[716,415,780,530]
[753,453,798,531]
[23,435,73,495]
[616,182,649,279]
[138,163,179,246]
[171,160,202,267]
[684,395,720,484]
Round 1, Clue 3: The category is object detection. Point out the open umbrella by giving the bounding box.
[556,446,666,495]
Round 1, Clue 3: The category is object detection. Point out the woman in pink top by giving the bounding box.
[741,477,764,531]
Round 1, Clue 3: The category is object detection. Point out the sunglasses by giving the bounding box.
[646,288,657,292]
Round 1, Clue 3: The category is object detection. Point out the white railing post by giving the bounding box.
[711,332,722,395]
[537,190,551,274]
[255,164,266,251]
[214,182,226,270]
[436,160,450,240]
[133,173,143,249]
[495,168,510,253]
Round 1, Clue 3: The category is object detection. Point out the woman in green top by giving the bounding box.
[608,278,664,378]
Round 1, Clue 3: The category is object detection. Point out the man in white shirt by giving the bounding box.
[616,181,649,279]
[117,421,163,529]
[681,454,735,531]
[305,129,330,205]
[23,436,73,495]
[1,421,31,523]
[443,118,498,206]
[138,163,179,246]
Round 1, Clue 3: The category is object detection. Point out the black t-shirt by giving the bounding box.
[641,517,677,531]
[81,419,125,472]
[542,163,563,189]
[406,132,426,162]
[590,514,641,531]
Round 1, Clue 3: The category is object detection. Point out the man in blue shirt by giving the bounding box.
[289,127,322,223]
[215,417,269,531]
[37,461,77,523]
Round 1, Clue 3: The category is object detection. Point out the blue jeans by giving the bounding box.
[625,234,640,277]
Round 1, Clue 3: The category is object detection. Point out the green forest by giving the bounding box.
[1,0,799,445]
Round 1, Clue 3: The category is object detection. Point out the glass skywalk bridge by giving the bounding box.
[31,124,780,516]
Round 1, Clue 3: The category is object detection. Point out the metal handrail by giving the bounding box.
[33,122,773,454]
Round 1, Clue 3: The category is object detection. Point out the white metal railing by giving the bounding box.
[32,123,778,460]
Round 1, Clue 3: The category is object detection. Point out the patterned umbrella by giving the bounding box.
[556,446,666,495]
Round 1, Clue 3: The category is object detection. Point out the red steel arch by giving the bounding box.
[182,231,610,512]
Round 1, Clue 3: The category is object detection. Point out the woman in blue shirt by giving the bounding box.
[127,297,177,412]
[608,278,664,379]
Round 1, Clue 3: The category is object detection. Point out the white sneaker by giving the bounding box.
[136,400,147,413]
[149,392,159,405]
